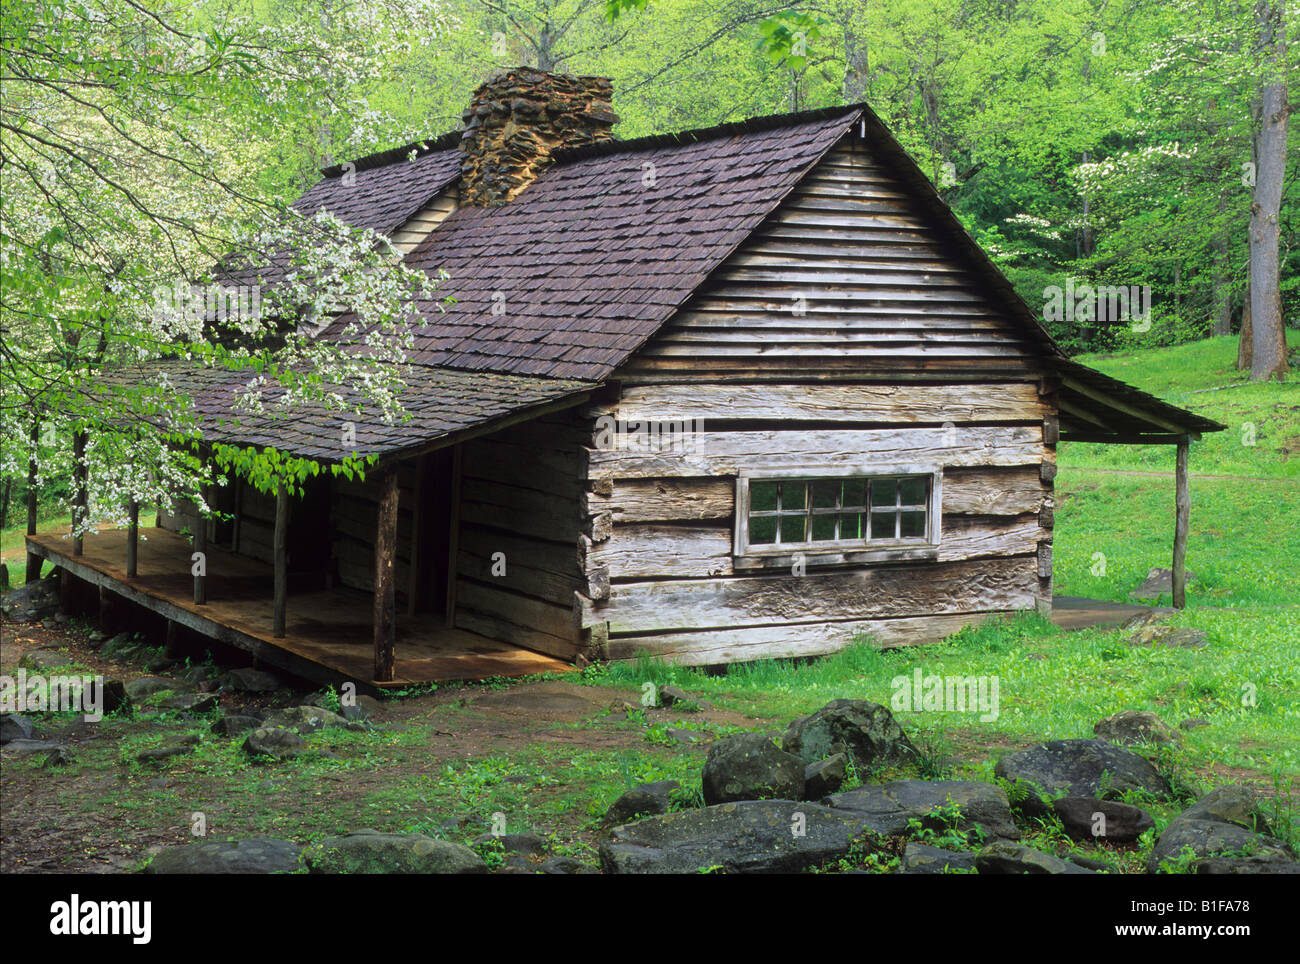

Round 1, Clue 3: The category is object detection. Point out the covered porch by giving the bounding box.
[25,526,569,691]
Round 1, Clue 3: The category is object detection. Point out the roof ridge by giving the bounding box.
[550,103,865,165]
[319,129,462,179]
[316,103,865,181]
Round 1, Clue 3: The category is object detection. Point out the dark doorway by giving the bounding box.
[288,475,333,591]
[405,448,458,617]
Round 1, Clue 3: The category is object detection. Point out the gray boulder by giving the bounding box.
[1131,567,1196,600]
[702,733,804,805]
[304,831,486,874]
[19,648,75,672]
[1094,710,1178,745]
[803,754,847,800]
[994,738,1171,812]
[604,780,680,826]
[541,856,599,874]
[1,575,60,621]
[600,800,888,874]
[134,734,200,765]
[782,699,914,772]
[146,838,303,874]
[218,668,281,693]
[1148,786,1298,874]
[0,713,36,745]
[977,841,1096,874]
[900,843,978,875]
[1050,797,1155,843]
[264,705,352,733]
[825,780,1020,841]
[125,676,194,701]
[211,714,263,737]
[242,726,306,760]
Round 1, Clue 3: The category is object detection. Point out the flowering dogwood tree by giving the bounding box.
[1,0,452,550]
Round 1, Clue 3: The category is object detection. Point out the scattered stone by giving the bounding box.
[1180,718,1211,731]
[659,685,707,711]
[146,838,303,874]
[211,714,263,737]
[0,575,60,621]
[702,733,804,805]
[242,726,306,760]
[338,695,385,723]
[0,713,36,745]
[803,754,847,800]
[825,780,1020,841]
[1131,567,1196,600]
[1094,710,1179,746]
[2,739,64,755]
[134,734,200,765]
[1147,785,1297,874]
[264,705,352,733]
[303,831,486,874]
[19,647,76,672]
[125,677,194,701]
[993,738,1171,813]
[782,699,915,772]
[472,832,547,858]
[147,655,180,673]
[100,632,137,656]
[43,747,75,769]
[900,843,978,875]
[180,665,220,685]
[600,800,889,874]
[541,856,599,874]
[1050,797,1155,843]
[604,780,681,826]
[99,680,130,714]
[218,668,281,693]
[1068,855,1114,873]
[158,693,218,714]
[976,841,1095,874]
[1128,623,1210,648]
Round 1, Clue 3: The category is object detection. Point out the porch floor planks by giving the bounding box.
[25,527,570,689]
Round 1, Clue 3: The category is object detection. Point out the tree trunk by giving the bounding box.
[1249,1,1290,381]
[1237,266,1253,369]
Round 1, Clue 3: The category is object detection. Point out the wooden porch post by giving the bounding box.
[126,500,139,578]
[24,419,41,584]
[193,493,207,605]
[373,466,399,682]
[273,486,288,637]
[71,431,87,556]
[1172,436,1190,609]
[444,444,463,630]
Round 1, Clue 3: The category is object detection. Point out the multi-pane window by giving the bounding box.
[735,468,941,560]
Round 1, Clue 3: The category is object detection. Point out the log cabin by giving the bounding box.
[27,68,1225,691]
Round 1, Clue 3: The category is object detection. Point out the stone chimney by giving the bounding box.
[459,68,618,205]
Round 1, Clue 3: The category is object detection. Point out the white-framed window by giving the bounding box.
[733,464,942,568]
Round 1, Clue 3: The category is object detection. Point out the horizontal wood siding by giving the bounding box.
[389,187,458,254]
[620,136,1046,378]
[581,380,1054,662]
[452,413,586,660]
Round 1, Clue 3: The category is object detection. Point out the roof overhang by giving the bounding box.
[1054,358,1226,443]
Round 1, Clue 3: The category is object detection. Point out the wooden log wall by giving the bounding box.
[578,381,1055,665]
[582,131,1061,664]
[452,413,586,660]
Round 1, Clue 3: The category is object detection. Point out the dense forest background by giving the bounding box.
[253,0,1299,356]
[1,0,1295,535]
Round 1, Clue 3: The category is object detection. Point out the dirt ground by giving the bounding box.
[0,615,761,873]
